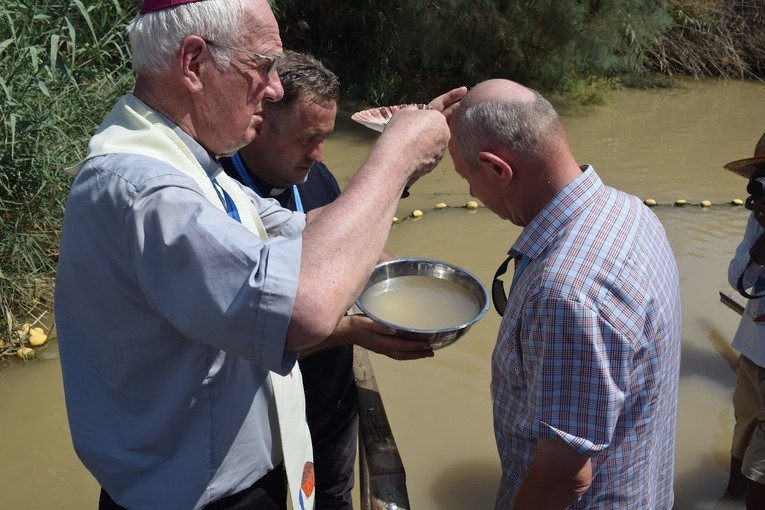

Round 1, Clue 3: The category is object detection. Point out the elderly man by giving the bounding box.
[220,50,435,510]
[449,79,681,509]
[54,0,458,508]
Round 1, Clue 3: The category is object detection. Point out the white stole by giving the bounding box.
[67,93,315,509]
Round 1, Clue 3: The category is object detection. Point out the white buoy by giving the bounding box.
[465,201,478,210]
[435,202,447,210]
[412,210,423,218]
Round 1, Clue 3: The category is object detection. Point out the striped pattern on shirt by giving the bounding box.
[492,167,681,509]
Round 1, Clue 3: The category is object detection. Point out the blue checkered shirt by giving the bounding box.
[492,166,681,509]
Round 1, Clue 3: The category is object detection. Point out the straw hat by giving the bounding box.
[724,131,765,179]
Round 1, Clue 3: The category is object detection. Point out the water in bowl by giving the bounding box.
[360,275,481,330]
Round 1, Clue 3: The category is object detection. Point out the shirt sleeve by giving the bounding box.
[125,172,302,373]
[523,296,630,456]
[729,213,765,291]
[238,183,306,238]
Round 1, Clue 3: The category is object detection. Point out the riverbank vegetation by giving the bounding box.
[1,0,763,362]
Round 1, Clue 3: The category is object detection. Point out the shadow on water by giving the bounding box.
[430,459,500,510]
[679,321,738,384]
[673,453,745,510]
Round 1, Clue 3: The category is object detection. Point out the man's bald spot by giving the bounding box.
[462,79,537,109]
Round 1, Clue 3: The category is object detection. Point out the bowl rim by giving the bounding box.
[354,257,491,334]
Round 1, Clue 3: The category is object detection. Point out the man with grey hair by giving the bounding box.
[54,0,460,508]
[220,50,436,509]
[449,79,681,509]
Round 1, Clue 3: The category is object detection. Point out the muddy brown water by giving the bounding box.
[1,78,764,509]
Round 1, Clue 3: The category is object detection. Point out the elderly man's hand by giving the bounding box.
[428,86,468,123]
[377,107,450,189]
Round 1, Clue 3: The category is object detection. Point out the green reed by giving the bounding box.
[0,0,136,359]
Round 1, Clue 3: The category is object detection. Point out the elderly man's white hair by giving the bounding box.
[128,0,246,74]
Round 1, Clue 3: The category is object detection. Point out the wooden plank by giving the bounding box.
[719,291,745,316]
[354,346,411,510]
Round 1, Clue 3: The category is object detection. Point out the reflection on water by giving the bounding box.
[1,78,764,509]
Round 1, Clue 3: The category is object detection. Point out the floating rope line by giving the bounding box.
[643,198,745,207]
[391,199,748,224]
[392,201,484,223]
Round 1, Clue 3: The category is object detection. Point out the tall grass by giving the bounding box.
[646,0,765,80]
[0,0,136,360]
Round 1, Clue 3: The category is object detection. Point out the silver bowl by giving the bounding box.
[355,258,490,350]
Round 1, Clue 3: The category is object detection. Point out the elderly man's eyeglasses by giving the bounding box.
[203,39,278,80]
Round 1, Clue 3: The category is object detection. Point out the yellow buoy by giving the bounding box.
[412,210,423,218]
[700,200,712,208]
[28,327,48,347]
[732,199,744,206]
[16,347,36,361]
[674,199,687,207]
[465,201,479,210]
[644,199,657,207]
[435,202,447,210]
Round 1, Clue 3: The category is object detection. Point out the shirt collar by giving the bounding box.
[153,110,223,178]
[509,165,604,259]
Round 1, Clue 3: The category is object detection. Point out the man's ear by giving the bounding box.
[477,151,513,184]
[179,36,207,92]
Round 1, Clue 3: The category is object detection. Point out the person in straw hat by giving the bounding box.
[725,130,765,509]
[54,0,464,508]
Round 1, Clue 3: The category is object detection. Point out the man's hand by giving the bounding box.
[512,437,592,509]
[428,86,468,123]
[332,314,434,361]
[378,107,450,188]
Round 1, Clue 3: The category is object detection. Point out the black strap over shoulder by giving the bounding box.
[737,258,765,300]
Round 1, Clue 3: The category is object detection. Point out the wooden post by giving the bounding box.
[354,345,411,510]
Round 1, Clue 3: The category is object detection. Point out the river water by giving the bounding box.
[1,78,764,509]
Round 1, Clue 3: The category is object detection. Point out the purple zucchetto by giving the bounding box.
[140,0,207,14]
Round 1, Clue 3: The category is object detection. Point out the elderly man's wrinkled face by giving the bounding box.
[201,0,284,157]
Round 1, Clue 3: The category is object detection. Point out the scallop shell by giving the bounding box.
[351,103,432,132]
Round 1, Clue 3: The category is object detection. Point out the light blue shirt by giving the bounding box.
[728,212,765,367]
[55,122,305,509]
[493,167,681,509]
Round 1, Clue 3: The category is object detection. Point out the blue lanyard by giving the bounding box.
[210,176,241,223]
[231,152,304,213]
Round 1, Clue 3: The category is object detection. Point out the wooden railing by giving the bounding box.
[353,345,411,510]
